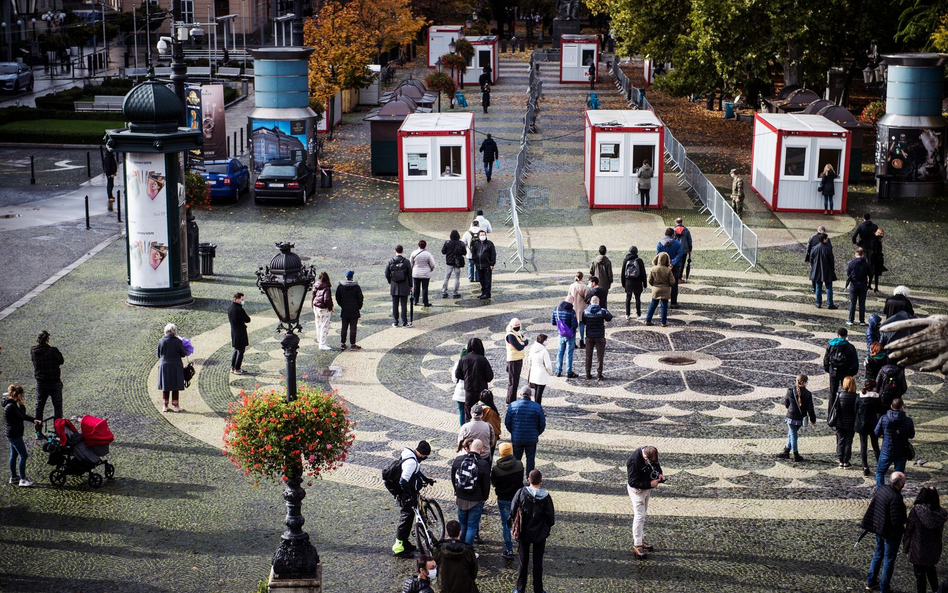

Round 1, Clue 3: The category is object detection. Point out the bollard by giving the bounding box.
[116,190,122,222]
[239,128,244,155]
[85,195,90,229]
[233,132,237,158]
[227,136,231,158]
[87,152,91,177]
[30,156,35,185]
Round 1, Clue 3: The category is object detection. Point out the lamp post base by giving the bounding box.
[268,565,322,593]
[126,286,193,308]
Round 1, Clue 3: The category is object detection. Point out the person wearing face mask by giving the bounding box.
[401,554,437,593]
[505,318,529,404]
[228,292,251,375]
[470,230,496,300]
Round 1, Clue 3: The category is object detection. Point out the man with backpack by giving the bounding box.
[875,363,907,408]
[588,246,613,310]
[823,328,859,415]
[551,298,579,378]
[385,245,413,327]
[451,439,491,546]
[620,246,646,320]
[874,399,915,488]
[461,221,481,283]
[386,440,434,556]
[441,230,467,299]
[509,469,555,593]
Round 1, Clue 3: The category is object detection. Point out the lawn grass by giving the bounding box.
[0,118,124,135]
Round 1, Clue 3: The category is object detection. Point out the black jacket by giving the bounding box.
[385,255,412,297]
[582,304,613,339]
[852,220,879,250]
[809,242,837,283]
[823,339,859,378]
[479,138,498,162]
[883,294,914,319]
[861,484,906,539]
[620,250,646,292]
[627,446,663,490]
[510,486,555,543]
[584,285,608,305]
[834,391,857,431]
[470,239,496,269]
[228,302,251,349]
[31,343,64,383]
[847,257,873,289]
[3,399,36,439]
[804,233,831,263]
[854,393,883,435]
[455,352,494,398]
[782,386,817,423]
[491,454,525,501]
[451,452,491,503]
[401,576,434,593]
[819,171,837,196]
[903,503,948,567]
[101,147,117,176]
[434,539,478,593]
[442,233,467,268]
[334,280,364,319]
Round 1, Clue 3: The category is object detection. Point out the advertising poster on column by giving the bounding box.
[185,86,203,167]
[202,84,227,159]
[250,119,306,171]
[125,153,170,289]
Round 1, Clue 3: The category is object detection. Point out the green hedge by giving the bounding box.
[0,106,125,123]
[0,119,124,145]
[34,78,136,111]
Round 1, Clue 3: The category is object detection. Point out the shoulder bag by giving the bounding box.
[183,356,196,388]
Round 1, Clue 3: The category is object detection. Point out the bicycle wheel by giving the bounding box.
[414,519,435,557]
[421,498,446,541]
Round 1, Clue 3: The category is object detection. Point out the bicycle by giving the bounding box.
[411,482,446,556]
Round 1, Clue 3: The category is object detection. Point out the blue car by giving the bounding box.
[202,159,250,202]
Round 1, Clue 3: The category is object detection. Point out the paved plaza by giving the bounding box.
[0,55,946,593]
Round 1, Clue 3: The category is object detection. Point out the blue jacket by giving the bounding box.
[505,399,546,444]
[551,301,578,337]
[656,236,683,267]
[875,409,915,458]
[582,304,613,339]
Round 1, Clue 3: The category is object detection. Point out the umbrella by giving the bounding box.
[181,337,194,356]
[685,255,692,280]
[853,529,869,548]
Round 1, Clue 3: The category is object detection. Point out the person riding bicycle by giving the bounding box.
[393,440,434,556]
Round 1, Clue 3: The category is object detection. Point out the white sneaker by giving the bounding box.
[637,315,646,320]
[319,344,332,350]
[9,476,20,484]
[626,315,631,320]
[18,478,33,487]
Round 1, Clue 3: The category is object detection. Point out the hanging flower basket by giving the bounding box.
[425,71,457,99]
[440,53,468,75]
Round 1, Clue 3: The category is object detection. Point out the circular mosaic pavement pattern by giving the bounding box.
[150,271,948,520]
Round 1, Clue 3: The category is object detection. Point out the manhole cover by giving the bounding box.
[658,356,697,366]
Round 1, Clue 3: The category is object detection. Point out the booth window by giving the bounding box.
[599,143,620,173]
[783,147,807,177]
[582,49,595,66]
[632,145,655,173]
[440,146,463,178]
[563,46,578,67]
[407,152,428,177]
[817,148,842,176]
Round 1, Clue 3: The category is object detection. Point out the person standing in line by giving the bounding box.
[870,229,887,292]
[492,442,525,560]
[479,134,499,183]
[862,471,907,593]
[478,391,502,456]
[847,247,873,326]
[458,408,495,462]
[470,230,496,300]
[433,520,479,593]
[620,246,647,321]
[228,293,251,374]
[157,323,187,413]
[804,225,829,267]
[855,379,882,477]
[589,245,613,310]
[567,272,587,348]
[866,317,884,359]
[475,210,493,234]
[311,272,333,350]
[462,221,481,284]
[852,212,879,262]
[451,438,491,546]
[100,146,117,204]
[875,398,916,488]
[778,374,816,462]
[865,340,890,382]
[832,376,858,468]
[582,296,613,381]
[401,555,437,593]
[410,240,436,308]
[823,327,859,415]
[455,338,494,422]
[505,386,545,474]
[441,230,467,299]
[551,297,579,379]
[656,228,683,308]
[730,169,745,216]
[5,385,42,487]
[884,286,915,319]
[510,469,555,593]
[30,330,64,436]
[626,445,665,559]
[903,486,947,593]
[385,245,412,328]
[335,270,364,350]
[809,232,838,309]
[479,67,491,90]
[451,348,468,427]
[481,83,491,114]
[392,440,433,556]
[637,160,653,211]
[818,163,837,214]
[644,252,675,327]
[674,218,693,285]
[526,334,553,405]
[504,318,529,404]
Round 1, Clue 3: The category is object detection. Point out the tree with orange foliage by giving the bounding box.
[350,0,426,62]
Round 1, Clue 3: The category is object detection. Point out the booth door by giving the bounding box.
[815,145,844,211]
[478,50,491,72]
[776,139,814,210]
[593,132,628,206]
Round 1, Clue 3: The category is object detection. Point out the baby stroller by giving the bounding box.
[41,415,115,488]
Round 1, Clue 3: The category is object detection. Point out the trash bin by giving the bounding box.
[637,88,646,107]
[198,243,217,276]
[723,102,735,120]
[320,166,333,189]
[877,175,893,200]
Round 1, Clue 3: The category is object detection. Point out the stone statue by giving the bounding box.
[882,315,948,375]
[557,0,579,20]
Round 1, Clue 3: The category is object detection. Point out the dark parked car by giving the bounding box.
[202,158,249,202]
[253,160,314,205]
[0,62,33,92]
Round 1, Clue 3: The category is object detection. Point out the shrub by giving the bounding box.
[184,170,211,211]
[860,101,886,130]
[454,38,475,63]
[440,53,468,75]
[424,71,457,99]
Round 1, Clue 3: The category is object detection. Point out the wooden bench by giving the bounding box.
[186,66,212,78]
[75,95,125,112]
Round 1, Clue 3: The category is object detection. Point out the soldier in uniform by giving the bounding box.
[730,168,745,217]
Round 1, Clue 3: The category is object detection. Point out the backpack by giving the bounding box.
[556,315,575,339]
[624,258,641,280]
[511,489,537,542]
[389,257,408,283]
[827,345,848,370]
[454,453,480,491]
[877,364,905,406]
[381,451,415,496]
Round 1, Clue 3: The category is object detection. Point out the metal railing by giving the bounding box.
[611,59,758,271]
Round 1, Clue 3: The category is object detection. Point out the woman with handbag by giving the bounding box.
[832,376,858,468]
[779,374,816,462]
[157,323,188,413]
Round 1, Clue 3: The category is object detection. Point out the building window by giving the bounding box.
[181,0,194,23]
[599,142,620,173]
[407,153,428,177]
[214,0,229,17]
[440,145,463,177]
[783,146,807,177]
[817,148,841,177]
[632,145,654,172]
[582,49,595,66]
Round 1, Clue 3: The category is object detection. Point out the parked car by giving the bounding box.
[253,160,315,205]
[201,158,249,202]
[0,62,33,92]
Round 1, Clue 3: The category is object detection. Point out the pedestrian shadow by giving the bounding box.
[0,574,171,593]
[0,536,169,560]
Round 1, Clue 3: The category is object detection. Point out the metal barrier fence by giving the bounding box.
[610,59,758,271]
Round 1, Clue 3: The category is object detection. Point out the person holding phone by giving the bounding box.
[626,445,665,559]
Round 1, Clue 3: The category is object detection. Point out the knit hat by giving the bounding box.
[345,270,354,279]
[416,440,431,456]
[499,442,513,457]
[471,405,484,417]
[730,168,738,175]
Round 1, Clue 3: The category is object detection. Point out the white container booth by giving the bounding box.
[398,112,475,211]
[427,26,464,68]
[560,34,599,84]
[359,65,381,106]
[751,113,851,213]
[315,91,343,134]
[584,110,665,209]
[463,36,499,87]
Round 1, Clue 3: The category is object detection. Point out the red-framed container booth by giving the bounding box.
[397,112,476,211]
[584,110,664,208]
[560,34,599,84]
[460,36,499,87]
[427,26,464,68]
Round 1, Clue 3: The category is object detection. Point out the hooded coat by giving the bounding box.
[647,252,676,299]
[620,247,646,294]
[311,279,333,310]
[809,241,837,284]
[511,485,556,543]
[875,409,915,458]
[491,454,525,501]
[866,314,882,351]
[527,341,553,386]
[334,279,364,319]
[823,337,859,378]
[589,254,614,290]
[551,301,578,338]
[903,502,948,566]
[434,539,479,593]
[442,231,467,268]
[855,390,882,435]
[656,235,683,266]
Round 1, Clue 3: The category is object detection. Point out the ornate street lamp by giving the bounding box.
[448,37,456,55]
[449,38,464,90]
[862,66,875,85]
[435,58,443,112]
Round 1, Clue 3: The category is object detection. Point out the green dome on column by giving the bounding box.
[122,69,184,133]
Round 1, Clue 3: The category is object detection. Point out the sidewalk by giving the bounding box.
[0,170,119,231]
